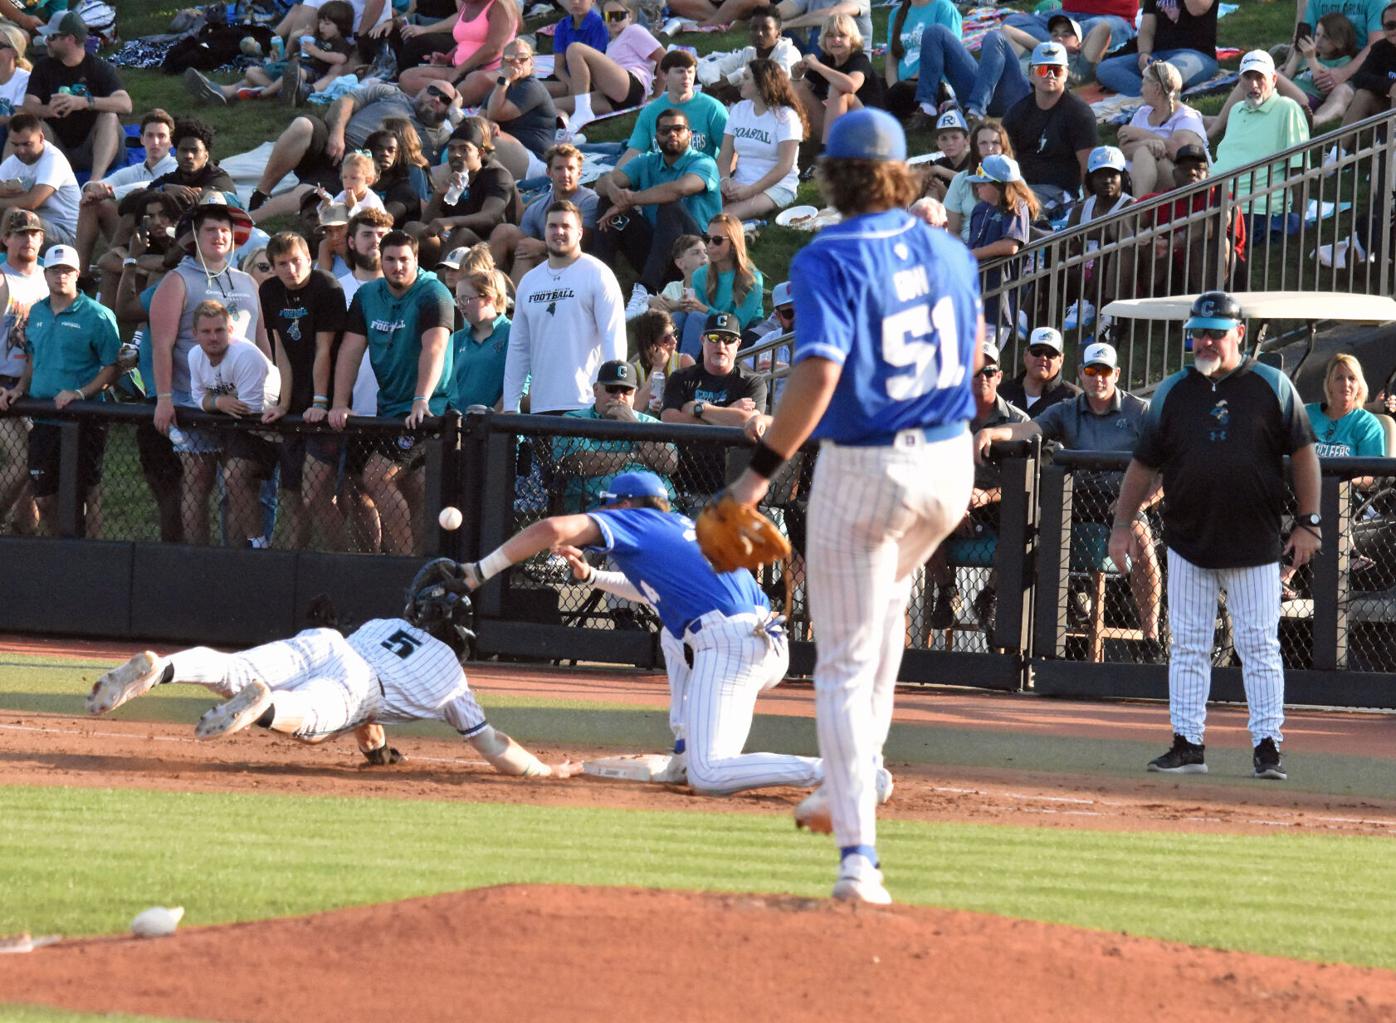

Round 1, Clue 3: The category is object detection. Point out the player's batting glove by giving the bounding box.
[695,494,792,574]
[457,561,485,591]
[362,744,407,766]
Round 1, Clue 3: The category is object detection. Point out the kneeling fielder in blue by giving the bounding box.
[461,470,827,795]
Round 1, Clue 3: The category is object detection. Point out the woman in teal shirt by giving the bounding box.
[1305,353,1386,460]
[677,212,764,357]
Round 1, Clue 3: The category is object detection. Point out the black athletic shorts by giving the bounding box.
[278,432,343,491]
[28,420,108,498]
[346,430,427,477]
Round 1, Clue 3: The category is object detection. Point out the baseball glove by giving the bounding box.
[695,495,792,574]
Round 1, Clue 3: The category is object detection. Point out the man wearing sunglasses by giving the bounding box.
[997,326,1080,417]
[552,359,678,513]
[1108,290,1320,782]
[1002,41,1099,217]
[975,341,1163,661]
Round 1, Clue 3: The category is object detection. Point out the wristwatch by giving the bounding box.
[1299,513,1322,529]
[496,75,507,87]
[692,400,706,421]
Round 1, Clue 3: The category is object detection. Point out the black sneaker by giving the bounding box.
[1147,734,1207,774]
[929,585,962,629]
[1253,738,1287,780]
[972,585,997,636]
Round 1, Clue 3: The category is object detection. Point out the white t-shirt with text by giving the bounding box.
[724,100,802,197]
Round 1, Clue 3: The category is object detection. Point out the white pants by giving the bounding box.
[659,610,821,795]
[807,430,973,850]
[168,628,382,741]
[1166,549,1285,746]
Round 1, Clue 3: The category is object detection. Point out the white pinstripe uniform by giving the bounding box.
[159,619,488,740]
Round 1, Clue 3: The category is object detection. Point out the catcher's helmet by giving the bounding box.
[1185,291,1244,331]
[404,558,475,654]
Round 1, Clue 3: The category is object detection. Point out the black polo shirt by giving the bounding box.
[1134,360,1314,569]
[998,370,1080,418]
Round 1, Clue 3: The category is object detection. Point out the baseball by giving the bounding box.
[131,906,184,938]
[438,506,463,531]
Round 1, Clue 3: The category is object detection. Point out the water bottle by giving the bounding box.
[649,371,664,412]
[168,425,187,448]
[270,36,285,60]
[444,171,468,207]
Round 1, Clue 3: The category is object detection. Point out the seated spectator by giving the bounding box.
[997,325,1080,417]
[792,14,885,145]
[1060,145,1134,330]
[945,120,1012,240]
[415,118,520,264]
[330,149,387,218]
[595,107,721,295]
[1135,143,1246,294]
[75,109,177,272]
[142,117,238,209]
[364,127,428,226]
[678,212,765,356]
[660,311,767,500]
[629,309,694,414]
[647,232,709,319]
[0,26,32,139]
[1307,353,1386,458]
[920,108,972,202]
[716,58,806,220]
[1210,50,1309,242]
[554,0,663,135]
[1282,12,1361,126]
[95,187,185,309]
[0,243,119,537]
[247,79,459,215]
[480,39,557,174]
[490,143,599,284]
[311,201,351,275]
[773,0,875,54]
[975,341,1163,659]
[619,50,728,164]
[1116,59,1208,196]
[554,359,678,512]
[699,7,801,103]
[276,0,391,50]
[397,0,518,105]
[1003,0,1137,54]
[549,0,611,93]
[1335,4,1396,128]
[925,339,1028,634]
[1300,0,1390,97]
[22,11,131,182]
[1002,13,1110,83]
[1096,0,1219,97]
[909,27,1028,126]
[449,268,511,411]
[184,0,354,105]
[188,299,284,549]
[1003,41,1099,216]
[882,0,961,115]
[965,154,1037,345]
[0,110,79,246]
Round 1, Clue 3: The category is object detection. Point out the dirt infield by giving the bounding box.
[4,884,1396,1023]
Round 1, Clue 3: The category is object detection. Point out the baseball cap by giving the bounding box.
[596,359,636,387]
[967,154,1023,184]
[1082,342,1118,369]
[4,209,43,235]
[1184,290,1244,331]
[1087,145,1127,175]
[436,246,469,270]
[450,118,489,148]
[598,470,668,502]
[824,108,907,162]
[1174,143,1209,165]
[1028,326,1064,353]
[772,280,793,308]
[39,10,87,40]
[979,340,1000,365]
[1029,41,1069,67]
[43,244,78,270]
[1238,49,1276,77]
[318,202,350,228]
[934,108,968,134]
[704,311,742,338]
[180,192,254,252]
[1046,13,1082,39]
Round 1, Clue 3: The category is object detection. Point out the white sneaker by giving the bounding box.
[832,852,892,905]
[794,767,894,834]
[625,282,651,320]
[662,16,683,34]
[86,651,164,715]
[195,680,272,741]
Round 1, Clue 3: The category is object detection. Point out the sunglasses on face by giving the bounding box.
[1032,64,1066,78]
[604,384,634,395]
[775,306,794,320]
[705,234,728,245]
[657,124,689,135]
[425,87,453,101]
[1189,328,1230,340]
[976,366,1000,378]
[605,8,629,20]
[1082,364,1114,378]
[703,334,738,345]
[1027,346,1061,358]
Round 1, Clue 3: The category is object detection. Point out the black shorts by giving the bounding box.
[296,115,346,192]
[346,431,427,477]
[618,71,646,110]
[278,432,343,491]
[225,430,280,481]
[135,415,181,485]
[28,420,108,498]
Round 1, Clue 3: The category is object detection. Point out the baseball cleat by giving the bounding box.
[795,767,894,833]
[1252,738,1287,780]
[86,651,164,715]
[1147,734,1207,774]
[195,680,272,741]
[832,853,892,905]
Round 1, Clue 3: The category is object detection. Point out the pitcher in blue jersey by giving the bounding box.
[728,108,981,904]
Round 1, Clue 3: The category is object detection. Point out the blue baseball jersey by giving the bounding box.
[790,208,980,443]
[586,507,770,636]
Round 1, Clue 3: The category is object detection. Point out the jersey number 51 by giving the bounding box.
[882,296,962,400]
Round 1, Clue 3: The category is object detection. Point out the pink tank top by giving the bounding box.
[452,0,510,71]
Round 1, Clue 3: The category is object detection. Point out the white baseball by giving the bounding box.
[131,906,184,938]
[438,506,463,531]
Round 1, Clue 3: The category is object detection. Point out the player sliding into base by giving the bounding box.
[85,563,579,779]
[459,469,891,801]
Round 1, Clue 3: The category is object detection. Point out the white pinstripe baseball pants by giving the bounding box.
[1166,549,1285,746]
[807,431,973,850]
[659,611,821,795]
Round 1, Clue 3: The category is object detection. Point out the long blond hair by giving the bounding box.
[1325,352,1370,407]
[703,213,757,308]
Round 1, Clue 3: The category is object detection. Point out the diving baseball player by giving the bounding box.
[1109,291,1319,781]
[85,566,578,778]
[728,109,981,904]
[458,470,871,799]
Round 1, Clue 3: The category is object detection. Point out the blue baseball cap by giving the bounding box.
[967,154,1023,184]
[1029,40,1070,67]
[824,108,906,162]
[598,470,668,502]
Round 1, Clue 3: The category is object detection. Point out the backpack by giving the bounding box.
[73,0,118,46]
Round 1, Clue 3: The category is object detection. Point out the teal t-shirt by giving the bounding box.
[1305,402,1387,457]
[1294,54,1352,99]
[627,92,729,159]
[690,264,765,328]
[890,0,962,81]
[1305,0,1388,38]
[347,271,456,417]
[25,293,120,400]
[623,148,722,230]
[551,405,676,512]
[448,314,510,411]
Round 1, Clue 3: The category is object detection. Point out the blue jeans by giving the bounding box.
[1003,11,1136,52]
[913,26,1031,117]
[1095,48,1218,96]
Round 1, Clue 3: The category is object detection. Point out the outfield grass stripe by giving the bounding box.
[0,1007,203,1023]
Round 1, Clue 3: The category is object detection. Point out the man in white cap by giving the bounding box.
[0,242,120,536]
[976,341,1164,660]
[1003,41,1099,213]
[998,325,1079,417]
[1211,49,1309,241]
